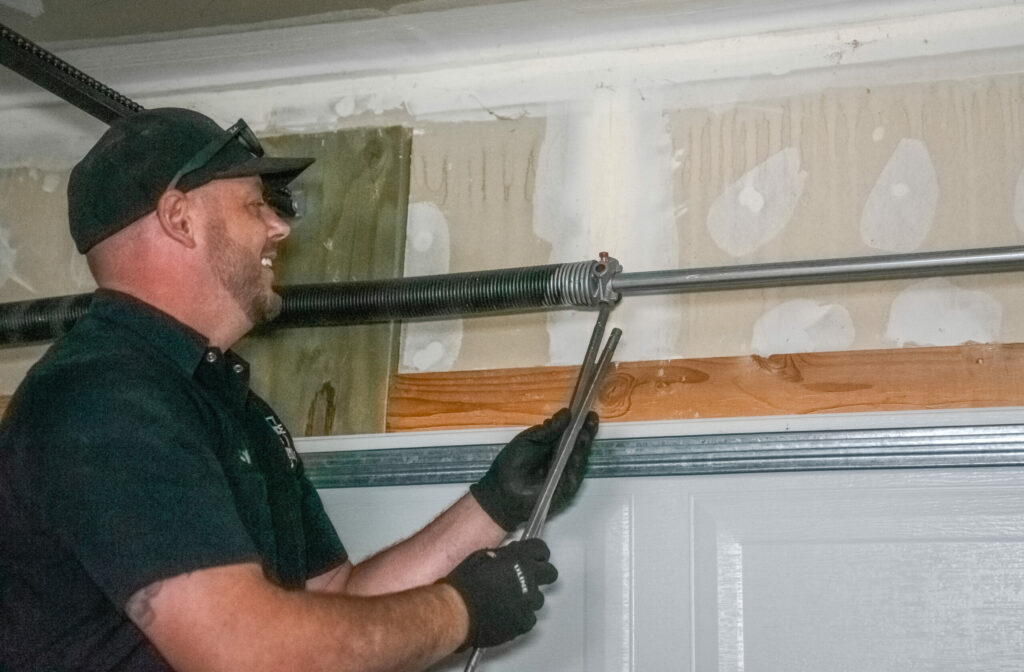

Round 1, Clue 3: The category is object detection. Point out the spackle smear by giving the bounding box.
[1014,167,1024,236]
[861,138,938,252]
[707,147,806,258]
[886,278,1001,347]
[0,224,35,293]
[751,299,855,355]
[400,202,463,372]
[534,89,681,364]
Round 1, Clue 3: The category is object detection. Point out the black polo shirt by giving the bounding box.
[0,289,347,671]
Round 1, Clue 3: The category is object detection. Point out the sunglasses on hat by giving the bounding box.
[165,119,264,192]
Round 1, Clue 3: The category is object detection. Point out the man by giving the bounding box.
[0,108,598,671]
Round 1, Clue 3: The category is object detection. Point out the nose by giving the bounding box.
[266,208,291,243]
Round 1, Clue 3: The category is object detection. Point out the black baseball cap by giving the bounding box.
[67,107,314,253]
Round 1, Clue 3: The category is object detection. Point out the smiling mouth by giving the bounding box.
[261,257,274,269]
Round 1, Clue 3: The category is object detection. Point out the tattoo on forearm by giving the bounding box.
[126,580,163,628]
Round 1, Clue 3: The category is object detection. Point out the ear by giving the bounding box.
[154,189,198,249]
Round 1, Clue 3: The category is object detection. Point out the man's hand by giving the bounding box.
[470,408,598,531]
[445,539,557,649]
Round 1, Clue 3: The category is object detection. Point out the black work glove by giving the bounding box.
[446,538,558,649]
[471,408,598,531]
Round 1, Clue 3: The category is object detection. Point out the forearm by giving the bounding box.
[300,582,467,672]
[326,408,598,597]
[137,563,467,672]
[343,492,506,596]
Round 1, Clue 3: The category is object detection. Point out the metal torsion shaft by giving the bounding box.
[612,244,1024,296]
[0,261,601,346]
[1,244,1023,346]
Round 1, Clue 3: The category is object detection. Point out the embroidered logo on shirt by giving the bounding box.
[265,415,298,470]
[238,448,252,465]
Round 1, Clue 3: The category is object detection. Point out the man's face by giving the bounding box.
[201,177,290,325]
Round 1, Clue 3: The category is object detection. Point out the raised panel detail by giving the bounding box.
[692,474,1024,671]
[315,469,1024,670]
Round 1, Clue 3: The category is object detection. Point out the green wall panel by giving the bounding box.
[237,126,411,436]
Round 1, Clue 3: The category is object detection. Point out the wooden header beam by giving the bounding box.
[386,343,1024,432]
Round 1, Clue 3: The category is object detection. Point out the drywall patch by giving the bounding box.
[399,201,463,372]
[860,138,938,252]
[886,278,1001,347]
[706,147,806,258]
[0,223,34,293]
[534,89,681,364]
[0,0,44,17]
[1014,167,1024,236]
[751,299,855,356]
[333,97,357,118]
[41,172,62,193]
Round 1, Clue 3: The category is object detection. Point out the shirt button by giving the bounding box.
[205,352,217,363]
[232,364,245,374]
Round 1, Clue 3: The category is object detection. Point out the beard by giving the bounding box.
[205,217,282,325]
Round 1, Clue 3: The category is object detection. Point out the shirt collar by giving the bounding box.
[87,289,254,405]
[87,288,212,377]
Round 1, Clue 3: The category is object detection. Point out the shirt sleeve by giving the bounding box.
[10,367,260,609]
[297,467,348,579]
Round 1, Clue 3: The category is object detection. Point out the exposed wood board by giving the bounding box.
[4,342,1023,432]
[385,343,1024,431]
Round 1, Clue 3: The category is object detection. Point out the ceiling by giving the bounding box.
[0,0,524,44]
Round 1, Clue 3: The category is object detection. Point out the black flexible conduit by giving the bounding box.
[0,262,602,346]
[274,262,599,328]
[0,293,94,346]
